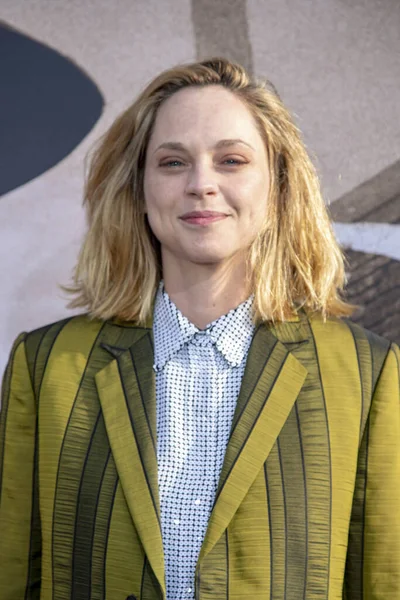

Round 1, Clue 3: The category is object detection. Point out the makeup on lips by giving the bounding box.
[180,211,228,226]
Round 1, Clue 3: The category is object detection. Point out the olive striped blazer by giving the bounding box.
[0,311,400,600]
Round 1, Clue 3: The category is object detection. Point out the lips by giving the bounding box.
[181,211,227,219]
[180,211,228,226]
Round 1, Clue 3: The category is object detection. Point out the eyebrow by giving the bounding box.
[153,138,255,154]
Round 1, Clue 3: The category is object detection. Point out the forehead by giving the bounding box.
[149,85,263,148]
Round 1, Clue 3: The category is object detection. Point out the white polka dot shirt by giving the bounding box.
[153,281,255,599]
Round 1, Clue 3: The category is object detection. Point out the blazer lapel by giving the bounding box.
[95,326,166,597]
[199,321,308,564]
[94,313,310,587]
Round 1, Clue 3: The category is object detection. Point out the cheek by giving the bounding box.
[144,176,178,215]
[250,176,269,215]
[235,184,268,238]
[143,173,157,208]
[235,170,269,206]
[143,181,161,234]
[238,184,268,219]
[143,182,177,242]
[144,191,164,226]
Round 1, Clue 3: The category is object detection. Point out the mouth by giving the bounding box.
[180,211,228,226]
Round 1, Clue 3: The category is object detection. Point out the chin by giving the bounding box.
[190,257,225,266]
[186,248,235,265]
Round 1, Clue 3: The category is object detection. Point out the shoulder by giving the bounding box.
[307,312,395,391]
[23,313,102,353]
[307,312,392,351]
[11,314,104,386]
[2,316,98,399]
[19,314,149,384]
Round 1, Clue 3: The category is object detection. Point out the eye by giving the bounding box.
[159,159,185,167]
[223,158,243,165]
[222,157,248,166]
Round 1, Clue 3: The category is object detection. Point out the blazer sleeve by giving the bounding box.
[345,342,400,599]
[0,333,41,600]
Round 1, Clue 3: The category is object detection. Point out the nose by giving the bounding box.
[185,162,218,198]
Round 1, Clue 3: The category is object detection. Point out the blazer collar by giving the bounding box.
[95,313,310,592]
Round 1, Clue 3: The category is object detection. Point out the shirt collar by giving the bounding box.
[153,281,255,371]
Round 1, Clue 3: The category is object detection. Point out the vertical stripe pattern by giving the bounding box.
[265,444,286,599]
[1,314,400,599]
[51,323,106,600]
[0,335,39,599]
[296,322,332,598]
[196,534,229,599]
[25,417,41,599]
[90,453,119,600]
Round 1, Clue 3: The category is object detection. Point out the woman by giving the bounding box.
[0,57,399,600]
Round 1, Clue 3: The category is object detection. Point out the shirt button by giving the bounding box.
[187,587,193,593]
[173,518,180,525]
[194,499,201,505]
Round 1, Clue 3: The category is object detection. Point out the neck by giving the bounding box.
[162,255,252,330]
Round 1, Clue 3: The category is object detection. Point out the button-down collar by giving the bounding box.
[153,281,255,372]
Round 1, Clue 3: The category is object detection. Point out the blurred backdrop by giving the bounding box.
[1,0,400,378]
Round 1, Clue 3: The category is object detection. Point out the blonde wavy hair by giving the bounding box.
[66,57,354,324]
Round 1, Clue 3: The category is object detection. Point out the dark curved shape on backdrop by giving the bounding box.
[0,23,104,197]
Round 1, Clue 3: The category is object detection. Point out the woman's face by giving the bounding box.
[143,85,270,272]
